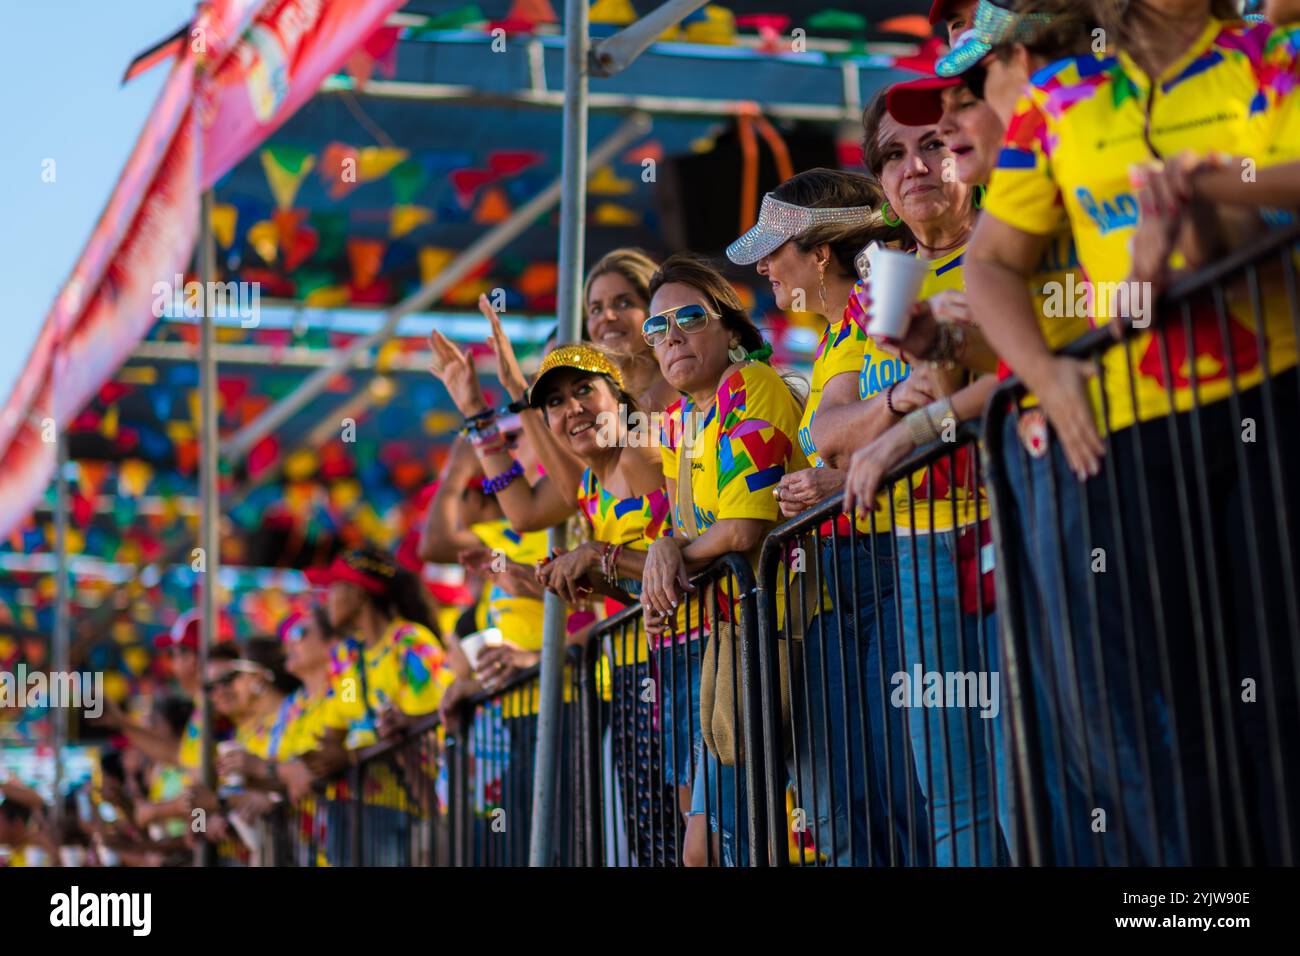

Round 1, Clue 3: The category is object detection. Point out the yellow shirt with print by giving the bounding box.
[659,362,812,621]
[800,313,892,534]
[470,519,547,652]
[320,619,453,751]
[859,247,988,534]
[984,19,1299,433]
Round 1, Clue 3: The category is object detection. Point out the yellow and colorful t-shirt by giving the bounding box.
[469,519,547,652]
[800,312,891,535]
[984,18,1300,432]
[660,363,807,533]
[659,362,810,619]
[320,619,454,751]
[577,467,671,664]
[856,248,987,534]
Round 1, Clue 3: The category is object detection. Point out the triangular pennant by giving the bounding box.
[247,219,280,263]
[506,0,557,26]
[390,204,435,238]
[449,167,498,207]
[211,203,238,249]
[418,247,456,285]
[357,146,410,182]
[347,237,387,290]
[592,202,640,226]
[486,149,543,177]
[473,186,512,223]
[684,5,736,45]
[311,210,349,260]
[390,159,430,204]
[321,142,360,199]
[588,165,634,195]
[622,140,663,166]
[260,145,316,210]
[590,0,637,26]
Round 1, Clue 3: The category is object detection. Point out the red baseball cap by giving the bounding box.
[928,0,967,25]
[886,75,961,127]
[304,550,397,597]
[155,609,234,650]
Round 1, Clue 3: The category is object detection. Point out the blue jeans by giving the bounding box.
[655,639,703,789]
[791,535,931,866]
[690,747,745,866]
[999,412,1181,865]
[895,531,1008,867]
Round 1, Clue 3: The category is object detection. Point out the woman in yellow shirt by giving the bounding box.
[640,253,809,866]
[966,0,1300,865]
[726,168,928,867]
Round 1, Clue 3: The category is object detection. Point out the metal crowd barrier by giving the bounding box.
[581,552,763,866]
[983,221,1300,867]
[249,224,1299,868]
[755,426,1002,867]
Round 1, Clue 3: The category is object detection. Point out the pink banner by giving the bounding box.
[0,0,403,539]
[198,0,405,187]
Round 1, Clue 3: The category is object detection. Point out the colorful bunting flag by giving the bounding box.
[590,0,637,26]
[211,203,238,249]
[260,145,317,211]
[390,204,435,238]
[390,159,430,204]
[473,186,512,223]
[592,202,640,226]
[588,165,634,195]
[348,237,387,290]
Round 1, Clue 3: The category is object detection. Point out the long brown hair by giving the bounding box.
[770,168,910,278]
[582,248,659,341]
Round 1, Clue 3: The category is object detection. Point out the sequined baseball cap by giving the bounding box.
[726,194,881,266]
[935,0,1055,78]
[527,344,625,409]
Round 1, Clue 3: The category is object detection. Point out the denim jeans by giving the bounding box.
[790,534,931,866]
[655,639,703,789]
[998,380,1300,865]
[895,531,1008,867]
[690,747,744,866]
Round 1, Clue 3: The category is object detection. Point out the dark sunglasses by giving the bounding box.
[641,304,718,347]
[204,672,240,692]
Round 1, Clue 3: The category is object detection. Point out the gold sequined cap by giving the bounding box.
[527,344,625,408]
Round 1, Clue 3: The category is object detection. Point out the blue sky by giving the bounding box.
[0,0,198,410]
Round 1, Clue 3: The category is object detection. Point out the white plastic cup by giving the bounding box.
[216,739,244,790]
[864,244,929,342]
[460,627,504,671]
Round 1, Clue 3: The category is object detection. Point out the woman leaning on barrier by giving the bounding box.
[724,168,929,866]
[964,0,1300,865]
[841,0,1107,865]
[808,79,1005,867]
[638,253,809,866]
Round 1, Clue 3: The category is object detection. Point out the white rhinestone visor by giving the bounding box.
[725,193,881,265]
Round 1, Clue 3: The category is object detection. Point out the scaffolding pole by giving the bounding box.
[529,0,589,868]
[194,188,219,867]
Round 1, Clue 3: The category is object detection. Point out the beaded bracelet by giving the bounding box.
[884,382,901,417]
[480,459,523,495]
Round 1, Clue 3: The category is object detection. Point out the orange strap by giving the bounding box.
[736,104,794,236]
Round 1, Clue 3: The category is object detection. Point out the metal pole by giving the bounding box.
[51,431,70,832]
[195,188,220,867]
[529,0,588,868]
[219,114,648,466]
